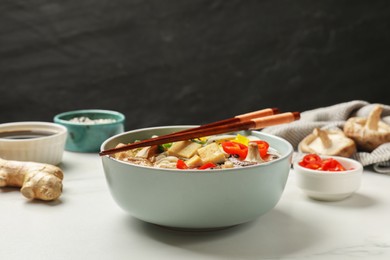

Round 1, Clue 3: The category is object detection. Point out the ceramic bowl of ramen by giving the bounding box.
[54,109,125,153]
[100,126,293,230]
[0,121,67,165]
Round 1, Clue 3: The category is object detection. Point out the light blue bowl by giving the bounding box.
[54,109,125,153]
[101,126,293,230]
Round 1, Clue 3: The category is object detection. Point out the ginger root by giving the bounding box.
[0,158,63,201]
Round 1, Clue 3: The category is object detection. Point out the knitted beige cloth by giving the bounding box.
[262,100,390,173]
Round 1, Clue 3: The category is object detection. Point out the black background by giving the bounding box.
[1,0,389,130]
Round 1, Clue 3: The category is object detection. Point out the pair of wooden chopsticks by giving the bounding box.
[99,108,300,156]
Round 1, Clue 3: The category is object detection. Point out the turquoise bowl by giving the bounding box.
[100,126,293,230]
[54,109,125,153]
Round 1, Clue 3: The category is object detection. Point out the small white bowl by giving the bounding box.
[0,122,67,165]
[293,155,363,201]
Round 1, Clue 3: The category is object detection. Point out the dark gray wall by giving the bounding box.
[1,0,389,130]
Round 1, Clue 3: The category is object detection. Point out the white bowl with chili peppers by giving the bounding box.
[293,154,363,201]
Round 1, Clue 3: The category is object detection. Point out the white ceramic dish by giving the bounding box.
[294,154,363,201]
[0,122,67,165]
[100,126,293,230]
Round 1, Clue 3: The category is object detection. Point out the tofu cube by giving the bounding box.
[167,140,202,158]
[186,155,204,168]
[197,143,226,164]
[167,141,185,156]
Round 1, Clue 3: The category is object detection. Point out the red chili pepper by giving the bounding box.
[221,141,248,160]
[176,159,188,170]
[253,140,270,158]
[299,154,347,171]
[321,158,346,171]
[299,154,322,167]
[198,162,217,170]
[304,162,323,170]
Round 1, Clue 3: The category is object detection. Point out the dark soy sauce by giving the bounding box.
[0,130,55,140]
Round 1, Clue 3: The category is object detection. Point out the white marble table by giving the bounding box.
[1,151,390,260]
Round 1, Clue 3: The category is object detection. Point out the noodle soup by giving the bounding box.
[112,133,280,170]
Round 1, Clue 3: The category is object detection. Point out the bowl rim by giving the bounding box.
[53,109,125,126]
[0,121,67,143]
[100,125,294,173]
[293,154,363,175]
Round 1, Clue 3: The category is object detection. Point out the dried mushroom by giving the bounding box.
[245,142,264,163]
[344,105,390,152]
[298,128,356,157]
[135,145,158,158]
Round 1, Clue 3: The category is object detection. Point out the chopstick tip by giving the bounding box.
[292,111,301,120]
[271,107,280,114]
